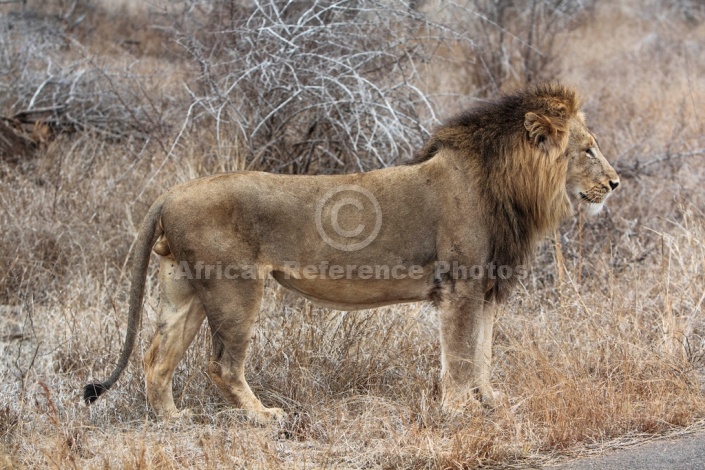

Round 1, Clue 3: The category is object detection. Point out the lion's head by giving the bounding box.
[564,117,620,216]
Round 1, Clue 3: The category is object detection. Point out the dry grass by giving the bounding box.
[1,0,705,468]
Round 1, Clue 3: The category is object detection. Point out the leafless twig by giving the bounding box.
[174,0,464,174]
[640,148,705,169]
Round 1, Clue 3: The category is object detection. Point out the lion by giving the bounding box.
[83,82,619,422]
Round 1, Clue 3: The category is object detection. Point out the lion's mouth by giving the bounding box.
[578,191,607,215]
[579,192,602,204]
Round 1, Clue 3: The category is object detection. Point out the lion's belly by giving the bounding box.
[271,272,432,310]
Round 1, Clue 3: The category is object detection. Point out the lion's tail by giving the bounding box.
[83,195,166,405]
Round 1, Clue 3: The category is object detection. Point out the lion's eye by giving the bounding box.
[586,148,595,157]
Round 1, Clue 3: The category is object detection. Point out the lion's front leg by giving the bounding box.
[439,282,498,412]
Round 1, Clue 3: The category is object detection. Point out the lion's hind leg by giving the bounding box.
[144,254,206,419]
[198,278,286,424]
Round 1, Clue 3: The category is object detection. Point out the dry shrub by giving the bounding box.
[0,1,178,164]
[174,0,464,173]
[0,120,36,164]
[421,0,596,100]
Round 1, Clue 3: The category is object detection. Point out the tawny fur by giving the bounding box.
[84,82,619,421]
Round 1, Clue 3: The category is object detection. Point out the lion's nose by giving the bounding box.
[609,180,620,191]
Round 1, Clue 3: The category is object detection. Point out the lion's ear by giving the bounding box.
[524,112,563,152]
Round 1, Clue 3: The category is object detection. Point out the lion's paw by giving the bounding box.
[174,408,193,419]
[248,406,287,425]
[478,387,504,409]
[161,408,192,422]
[442,385,503,414]
[441,388,483,416]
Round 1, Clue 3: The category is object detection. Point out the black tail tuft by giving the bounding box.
[83,382,110,405]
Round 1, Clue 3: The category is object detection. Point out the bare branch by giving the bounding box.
[174,0,458,173]
[640,148,705,169]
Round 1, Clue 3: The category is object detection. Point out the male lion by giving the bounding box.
[84,83,619,422]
